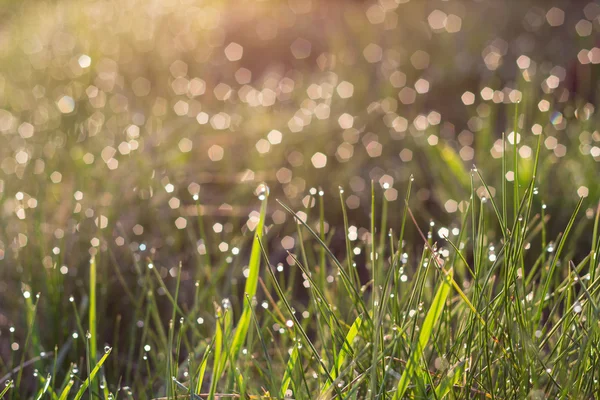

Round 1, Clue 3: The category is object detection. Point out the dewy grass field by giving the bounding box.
[1,0,600,398]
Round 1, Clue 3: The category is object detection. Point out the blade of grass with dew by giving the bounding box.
[259,239,342,399]
[15,294,40,392]
[512,103,520,223]
[277,200,372,326]
[167,263,182,398]
[534,197,584,325]
[36,373,57,400]
[57,380,74,400]
[279,343,299,399]
[1,381,13,398]
[339,187,359,288]
[88,255,97,398]
[327,315,362,383]
[227,187,268,369]
[208,304,225,400]
[368,180,381,399]
[73,347,111,400]
[392,268,453,400]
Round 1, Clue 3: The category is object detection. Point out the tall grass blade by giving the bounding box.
[73,348,112,400]
[228,189,268,367]
[88,255,97,397]
[392,268,453,400]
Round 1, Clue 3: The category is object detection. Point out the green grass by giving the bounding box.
[4,147,600,398]
[2,0,600,398]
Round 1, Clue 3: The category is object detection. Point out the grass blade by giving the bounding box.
[73,348,112,400]
[392,268,453,400]
[228,187,269,367]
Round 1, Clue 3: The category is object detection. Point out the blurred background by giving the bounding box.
[1,0,599,386]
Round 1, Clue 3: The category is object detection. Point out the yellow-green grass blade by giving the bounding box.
[35,374,52,400]
[88,255,97,397]
[73,348,112,400]
[392,268,453,400]
[329,315,362,382]
[0,381,13,398]
[279,343,299,399]
[194,341,213,395]
[57,380,74,400]
[208,306,225,400]
[228,189,268,368]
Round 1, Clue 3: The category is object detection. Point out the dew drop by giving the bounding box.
[256,183,270,200]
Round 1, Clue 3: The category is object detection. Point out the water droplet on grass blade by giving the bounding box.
[256,183,269,200]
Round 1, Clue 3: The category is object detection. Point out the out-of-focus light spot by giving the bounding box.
[281,236,295,250]
[173,100,189,116]
[178,138,192,153]
[56,96,75,113]
[428,10,447,31]
[168,197,181,209]
[210,113,231,130]
[50,171,62,183]
[208,145,224,161]
[507,131,521,145]
[576,19,593,36]
[336,81,354,98]
[311,152,327,168]
[175,217,187,229]
[15,151,29,164]
[196,112,209,124]
[399,148,413,162]
[410,50,430,70]
[461,91,475,105]
[546,7,565,27]
[214,83,232,101]
[189,78,206,96]
[399,87,416,104]
[290,38,312,59]
[132,77,151,97]
[415,78,430,94]
[444,199,458,213]
[459,146,474,161]
[363,43,383,63]
[384,188,398,201]
[538,100,550,112]
[578,186,589,198]
[389,71,406,88]
[224,42,243,61]
[445,14,462,33]
[255,139,271,154]
[18,122,34,139]
[516,55,531,69]
[78,54,91,68]
[366,4,386,24]
[338,113,354,129]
